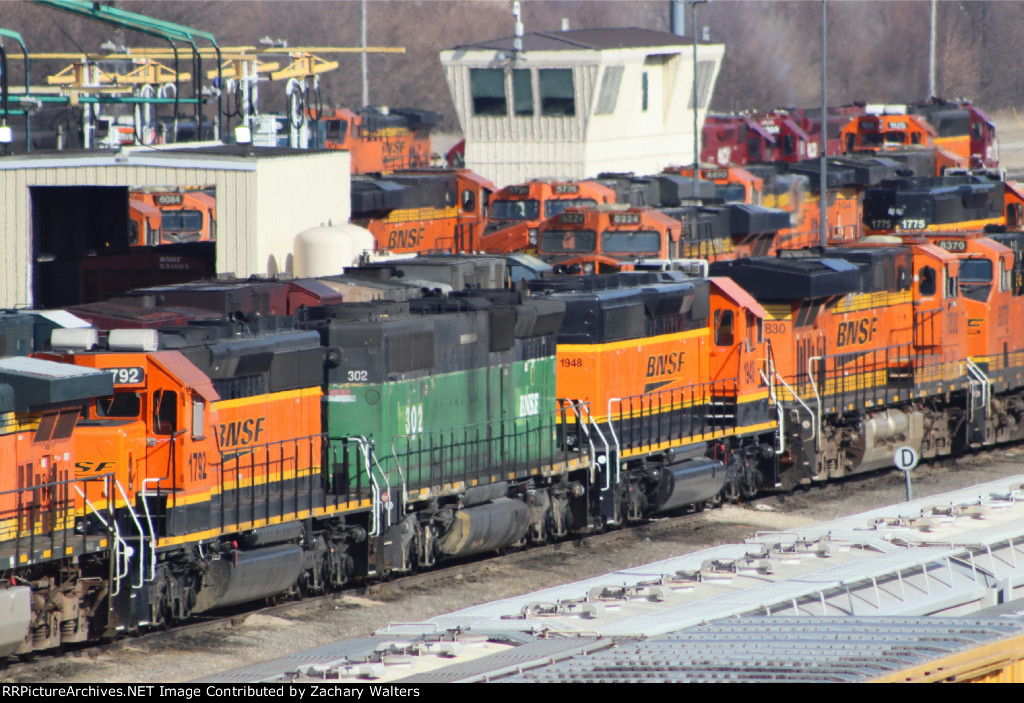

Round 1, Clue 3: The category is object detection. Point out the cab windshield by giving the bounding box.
[540,229,596,254]
[162,210,204,232]
[490,199,540,221]
[601,231,661,254]
[545,198,598,217]
[959,258,992,283]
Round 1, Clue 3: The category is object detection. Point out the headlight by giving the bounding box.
[528,228,538,245]
[583,262,595,275]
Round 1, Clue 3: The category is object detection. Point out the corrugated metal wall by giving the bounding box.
[0,150,350,307]
[0,157,254,307]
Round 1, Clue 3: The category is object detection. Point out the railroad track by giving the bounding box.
[0,504,714,680]
[6,451,1014,682]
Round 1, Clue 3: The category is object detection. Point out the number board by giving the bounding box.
[506,186,530,195]
[155,194,184,206]
[934,239,967,251]
[107,367,146,385]
[560,212,585,224]
[611,213,641,225]
[553,184,579,194]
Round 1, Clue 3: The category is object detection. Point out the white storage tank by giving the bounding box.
[293,222,375,277]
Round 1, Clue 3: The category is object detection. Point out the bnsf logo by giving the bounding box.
[218,417,266,449]
[835,317,878,348]
[388,226,426,249]
[646,351,685,377]
[75,460,116,474]
[519,392,540,417]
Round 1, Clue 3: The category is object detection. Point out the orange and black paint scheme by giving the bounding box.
[863,175,1024,236]
[712,237,970,485]
[35,319,368,637]
[10,222,1024,653]
[48,343,339,548]
[59,350,326,539]
[744,161,867,250]
[911,230,1024,446]
[318,107,439,174]
[537,207,681,273]
[479,180,618,254]
[128,190,217,247]
[665,165,765,206]
[530,272,777,519]
[352,169,495,254]
[0,351,115,651]
[839,113,967,175]
[536,202,793,273]
[909,98,1000,170]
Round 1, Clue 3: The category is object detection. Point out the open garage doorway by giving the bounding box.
[32,186,128,308]
[31,185,216,308]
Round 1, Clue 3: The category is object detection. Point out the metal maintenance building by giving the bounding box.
[0,145,349,309]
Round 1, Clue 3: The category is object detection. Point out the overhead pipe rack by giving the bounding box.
[31,0,224,142]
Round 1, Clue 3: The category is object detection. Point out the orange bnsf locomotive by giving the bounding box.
[0,258,777,655]
[351,169,495,254]
[5,230,1024,654]
[526,272,778,513]
[710,236,980,485]
[535,203,792,274]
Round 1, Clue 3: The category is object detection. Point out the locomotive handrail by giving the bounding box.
[387,410,574,499]
[140,477,165,583]
[343,436,384,538]
[760,369,785,457]
[0,471,113,567]
[808,355,824,453]
[767,368,816,447]
[965,358,992,420]
[369,449,397,529]
[605,397,624,491]
[388,435,411,516]
[763,340,784,456]
[558,399,608,486]
[363,439,393,532]
[113,479,148,590]
[72,478,131,597]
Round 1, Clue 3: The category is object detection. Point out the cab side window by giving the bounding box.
[919,266,936,296]
[714,309,734,347]
[153,390,178,435]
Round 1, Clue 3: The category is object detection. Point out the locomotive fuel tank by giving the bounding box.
[647,456,727,514]
[848,408,925,475]
[436,497,531,559]
[193,544,304,612]
[0,588,31,658]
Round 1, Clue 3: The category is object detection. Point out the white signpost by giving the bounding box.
[893,445,919,501]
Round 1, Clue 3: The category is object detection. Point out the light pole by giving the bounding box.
[819,0,827,247]
[928,0,936,98]
[361,0,368,106]
[691,0,708,197]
